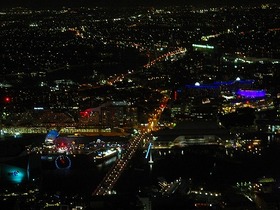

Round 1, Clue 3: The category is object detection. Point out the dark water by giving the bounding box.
[1,134,280,197]
[115,145,280,195]
[40,158,114,195]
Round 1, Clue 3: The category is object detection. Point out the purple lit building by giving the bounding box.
[236,89,266,98]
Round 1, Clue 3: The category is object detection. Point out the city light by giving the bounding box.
[4,96,11,103]
[192,44,214,49]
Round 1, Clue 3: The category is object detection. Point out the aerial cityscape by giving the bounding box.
[0,1,280,209]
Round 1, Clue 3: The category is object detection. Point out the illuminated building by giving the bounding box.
[236,89,266,99]
[214,79,254,92]
[45,129,59,145]
[184,79,255,99]
[80,101,138,128]
[124,107,138,127]
[101,106,125,128]
[80,108,101,125]
[185,83,220,98]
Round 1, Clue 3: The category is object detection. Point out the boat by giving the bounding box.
[93,147,120,164]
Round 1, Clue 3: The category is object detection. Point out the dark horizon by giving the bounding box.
[0,0,279,9]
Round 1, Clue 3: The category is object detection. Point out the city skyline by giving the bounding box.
[0,2,280,209]
[0,0,279,9]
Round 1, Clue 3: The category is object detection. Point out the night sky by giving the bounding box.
[0,0,279,9]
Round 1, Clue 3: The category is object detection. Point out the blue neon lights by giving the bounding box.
[186,84,219,89]
[145,143,152,159]
[213,79,254,86]
[45,130,59,140]
[1,164,27,184]
[186,79,255,89]
[55,155,72,169]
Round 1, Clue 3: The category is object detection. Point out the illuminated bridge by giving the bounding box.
[92,95,167,195]
[92,132,153,196]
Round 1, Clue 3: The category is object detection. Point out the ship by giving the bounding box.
[93,147,120,164]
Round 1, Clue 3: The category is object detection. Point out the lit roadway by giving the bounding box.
[92,37,173,195]
[106,47,186,85]
[92,132,153,195]
[143,47,187,69]
[92,96,168,196]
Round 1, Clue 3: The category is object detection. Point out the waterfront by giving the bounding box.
[1,133,275,190]
[0,133,126,196]
[0,2,280,209]
[1,131,280,209]
[116,148,264,193]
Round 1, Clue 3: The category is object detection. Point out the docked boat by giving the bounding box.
[93,147,120,164]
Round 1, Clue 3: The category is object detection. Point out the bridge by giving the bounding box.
[92,132,153,195]
[92,94,169,195]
